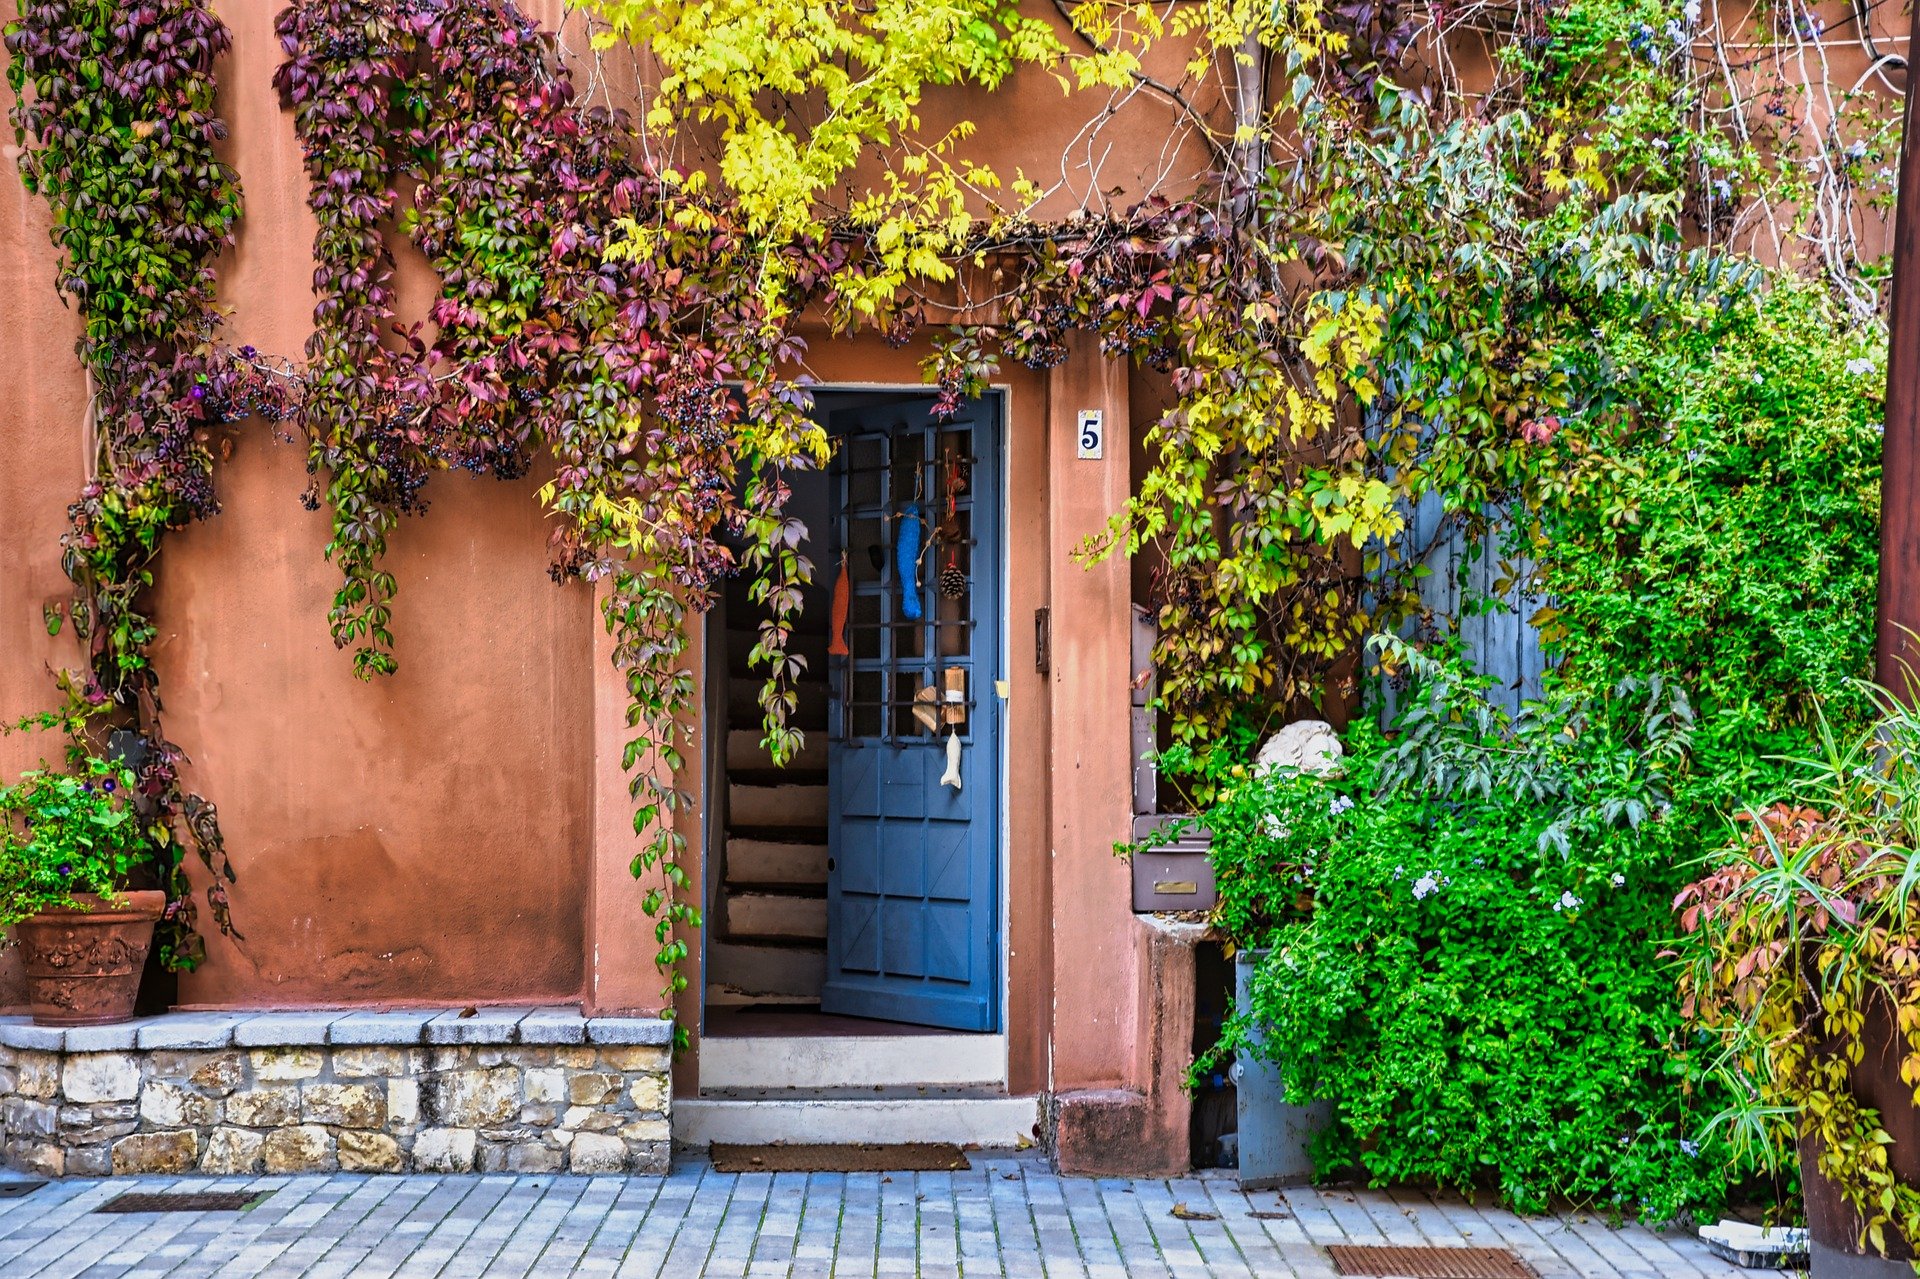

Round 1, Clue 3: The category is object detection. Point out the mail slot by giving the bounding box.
[1129,814,1216,913]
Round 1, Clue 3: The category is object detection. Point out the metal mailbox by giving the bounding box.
[1129,813,1215,913]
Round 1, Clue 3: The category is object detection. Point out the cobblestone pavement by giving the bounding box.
[0,1156,1753,1278]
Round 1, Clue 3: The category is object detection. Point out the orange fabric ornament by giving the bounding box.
[828,555,851,656]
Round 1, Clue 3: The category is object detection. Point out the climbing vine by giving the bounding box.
[3,0,282,966]
[7,0,1906,1065]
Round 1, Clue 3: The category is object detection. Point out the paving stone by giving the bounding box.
[0,1157,1760,1278]
[518,1006,589,1045]
[61,1052,140,1102]
[0,1019,64,1052]
[425,1007,531,1045]
[234,1013,338,1047]
[134,1015,240,1050]
[62,1021,154,1053]
[326,1010,436,1045]
[583,1017,675,1046]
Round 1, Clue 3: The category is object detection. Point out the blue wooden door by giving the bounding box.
[821,398,1001,1032]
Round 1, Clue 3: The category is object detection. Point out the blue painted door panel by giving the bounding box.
[821,398,1001,1032]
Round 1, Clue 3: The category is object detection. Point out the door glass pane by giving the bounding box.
[850,670,884,740]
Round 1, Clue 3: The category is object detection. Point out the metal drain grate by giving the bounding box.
[1327,1244,1537,1278]
[95,1191,268,1214]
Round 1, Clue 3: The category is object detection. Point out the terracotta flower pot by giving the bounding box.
[15,891,166,1027]
[1798,991,1920,1276]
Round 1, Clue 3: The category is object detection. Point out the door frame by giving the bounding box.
[697,383,1015,1041]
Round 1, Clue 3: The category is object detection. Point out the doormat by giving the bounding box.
[0,1180,45,1199]
[1326,1244,1536,1278]
[95,1191,269,1214]
[710,1143,971,1173]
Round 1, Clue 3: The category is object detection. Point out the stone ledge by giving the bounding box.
[0,1014,673,1177]
[0,1007,672,1053]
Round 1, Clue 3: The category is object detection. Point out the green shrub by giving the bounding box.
[0,753,155,931]
[1199,641,1742,1217]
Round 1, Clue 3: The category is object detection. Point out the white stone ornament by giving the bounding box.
[1254,719,1345,777]
[940,730,963,791]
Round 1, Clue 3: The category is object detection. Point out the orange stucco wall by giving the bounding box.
[1,0,600,1010]
[0,1,1171,1048]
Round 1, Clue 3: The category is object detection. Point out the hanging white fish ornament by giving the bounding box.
[940,729,963,791]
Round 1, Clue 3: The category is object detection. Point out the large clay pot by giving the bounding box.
[15,891,166,1026]
[1800,992,1920,1277]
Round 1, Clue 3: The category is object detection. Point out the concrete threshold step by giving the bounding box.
[727,681,827,730]
[704,986,819,1008]
[728,780,828,828]
[729,769,828,788]
[727,728,826,772]
[700,1029,1008,1091]
[725,629,828,670]
[707,939,826,1000]
[725,837,828,886]
[727,825,829,845]
[673,1095,1041,1149]
[699,1085,1012,1102]
[723,892,826,941]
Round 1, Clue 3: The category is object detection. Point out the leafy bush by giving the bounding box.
[1540,280,1883,751]
[1200,642,1742,1217]
[0,753,155,932]
[1677,690,1920,1260]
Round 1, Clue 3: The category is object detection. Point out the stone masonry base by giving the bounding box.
[0,1008,671,1177]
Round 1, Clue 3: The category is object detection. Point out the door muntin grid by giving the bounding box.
[832,423,980,746]
[822,397,1001,1032]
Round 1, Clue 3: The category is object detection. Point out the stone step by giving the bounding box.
[706,939,826,1001]
[702,984,819,1009]
[725,628,829,675]
[728,781,829,829]
[674,1096,1040,1148]
[700,1031,1008,1091]
[724,891,827,941]
[725,837,829,886]
[726,728,827,773]
[727,680,827,732]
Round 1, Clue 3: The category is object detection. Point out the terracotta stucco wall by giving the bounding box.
[0,77,88,1008]
[0,0,596,1010]
[0,0,1207,1018]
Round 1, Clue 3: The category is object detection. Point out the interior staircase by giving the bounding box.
[706,584,833,1009]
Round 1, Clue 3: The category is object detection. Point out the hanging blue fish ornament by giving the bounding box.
[898,501,923,620]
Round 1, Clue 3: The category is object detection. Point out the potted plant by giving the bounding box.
[1,753,166,1026]
[1676,690,1920,1276]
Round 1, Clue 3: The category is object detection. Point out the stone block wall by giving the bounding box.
[0,1008,672,1177]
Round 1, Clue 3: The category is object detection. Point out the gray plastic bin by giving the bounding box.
[1232,950,1333,1188]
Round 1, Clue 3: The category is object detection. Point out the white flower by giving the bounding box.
[1412,874,1440,901]
[1328,795,1354,817]
[1682,0,1701,23]
[1749,371,1764,385]
[1846,357,1876,377]
[1610,873,1626,887]
[1393,865,1405,880]
[1554,890,1583,912]
[1680,1139,1700,1156]
[1261,814,1288,838]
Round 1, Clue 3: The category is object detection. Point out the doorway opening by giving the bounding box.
[703,389,1005,1055]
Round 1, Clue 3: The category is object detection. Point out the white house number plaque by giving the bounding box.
[1076,409,1104,460]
